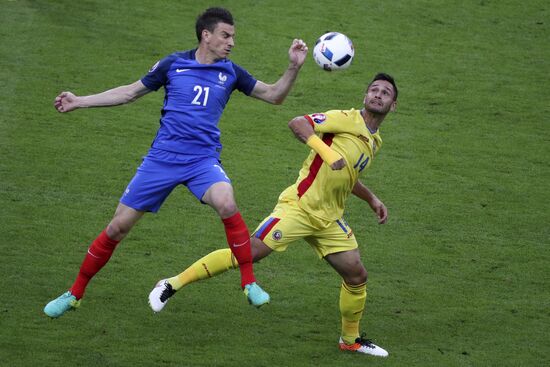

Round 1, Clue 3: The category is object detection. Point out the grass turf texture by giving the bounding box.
[1,0,549,366]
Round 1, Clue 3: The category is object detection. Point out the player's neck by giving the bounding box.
[195,47,214,64]
[361,108,385,132]
[195,46,223,64]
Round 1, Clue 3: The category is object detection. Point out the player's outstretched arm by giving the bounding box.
[250,39,308,105]
[352,180,388,224]
[54,80,151,113]
[288,116,346,170]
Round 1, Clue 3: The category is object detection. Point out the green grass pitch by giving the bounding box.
[1,1,548,366]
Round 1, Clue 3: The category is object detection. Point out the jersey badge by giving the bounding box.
[311,113,327,124]
[149,61,160,72]
[272,230,283,241]
[218,72,227,85]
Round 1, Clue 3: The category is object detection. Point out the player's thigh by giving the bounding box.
[186,158,234,208]
[120,157,180,213]
[252,202,314,253]
[306,218,358,259]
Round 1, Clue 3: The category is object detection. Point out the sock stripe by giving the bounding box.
[342,282,366,293]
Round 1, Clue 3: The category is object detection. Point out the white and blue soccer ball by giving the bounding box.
[312,32,354,71]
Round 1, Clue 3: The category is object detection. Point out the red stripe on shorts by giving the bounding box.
[257,218,280,241]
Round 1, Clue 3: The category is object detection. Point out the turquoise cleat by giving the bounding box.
[244,282,270,308]
[44,291,81,318]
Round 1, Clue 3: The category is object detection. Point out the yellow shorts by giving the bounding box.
[252,200,357,258]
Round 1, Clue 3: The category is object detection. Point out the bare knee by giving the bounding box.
[326,249,368,285]
[216,199,238,218]
[343,266,368,286]
[106,219,132,241]
[203,184,238,218]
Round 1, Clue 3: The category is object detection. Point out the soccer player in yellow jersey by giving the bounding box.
[149,73,398,357]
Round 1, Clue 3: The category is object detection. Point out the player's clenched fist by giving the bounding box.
[54,91,79,113]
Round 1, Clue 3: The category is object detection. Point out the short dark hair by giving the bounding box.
[368,73,398,101]
[195,7,234,42]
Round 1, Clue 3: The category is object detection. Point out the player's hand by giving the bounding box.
[371,198,388,224]
[288,39,308,68]
[54,91,80,113]
[330,158,346,170]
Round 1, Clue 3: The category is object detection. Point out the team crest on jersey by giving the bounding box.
[311,113,326,124]
[149,61,160,72]
[272,230,283,241]
[218,72,227,84]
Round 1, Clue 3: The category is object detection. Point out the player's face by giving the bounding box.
[203,22,235,60]
[364,80,396,114]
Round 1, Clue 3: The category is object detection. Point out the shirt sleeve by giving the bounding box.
[140,54,177,91]
[305,110,351,134]
[231,63,257,95]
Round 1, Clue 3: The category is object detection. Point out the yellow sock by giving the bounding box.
[168,249,238,291]
[339,281,367,345]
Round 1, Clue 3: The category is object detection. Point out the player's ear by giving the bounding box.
[201,29,211,43]
[390,100,397,112]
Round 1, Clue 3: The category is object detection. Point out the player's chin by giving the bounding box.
[365,105,388,114]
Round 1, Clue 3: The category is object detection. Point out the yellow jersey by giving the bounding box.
[278,109,383,221]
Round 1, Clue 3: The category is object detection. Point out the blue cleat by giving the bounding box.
[243,282,270,308]
[44,291,81,318]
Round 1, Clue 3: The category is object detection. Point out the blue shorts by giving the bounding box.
[120,149,231,213]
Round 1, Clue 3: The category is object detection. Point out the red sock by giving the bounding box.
[69,230,120,299]
[222,212,255,288]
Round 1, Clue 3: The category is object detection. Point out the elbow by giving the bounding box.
[263,94,284,105]
[265,87,286,105]
[125,92,140,104]
[288,116,310,141]
[288,116,301,130]
[272,96,285,105]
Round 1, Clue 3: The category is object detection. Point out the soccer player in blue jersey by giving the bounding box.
[44,7,308,318]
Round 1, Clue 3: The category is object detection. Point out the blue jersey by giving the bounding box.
[141,49,257,157]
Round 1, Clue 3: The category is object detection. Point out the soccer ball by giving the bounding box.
[312,32,354,71]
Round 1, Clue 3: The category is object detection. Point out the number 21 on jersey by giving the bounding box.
[192,85,209,106]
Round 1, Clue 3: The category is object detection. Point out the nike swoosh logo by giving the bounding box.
[87,249,100,258]
[232,240,249,248]
[176,68,190,73]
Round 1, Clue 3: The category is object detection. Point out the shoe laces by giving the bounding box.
[160,282,176,302]
[356,333,376,349]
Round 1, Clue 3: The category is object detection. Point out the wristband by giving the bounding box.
[306,135,342,165]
